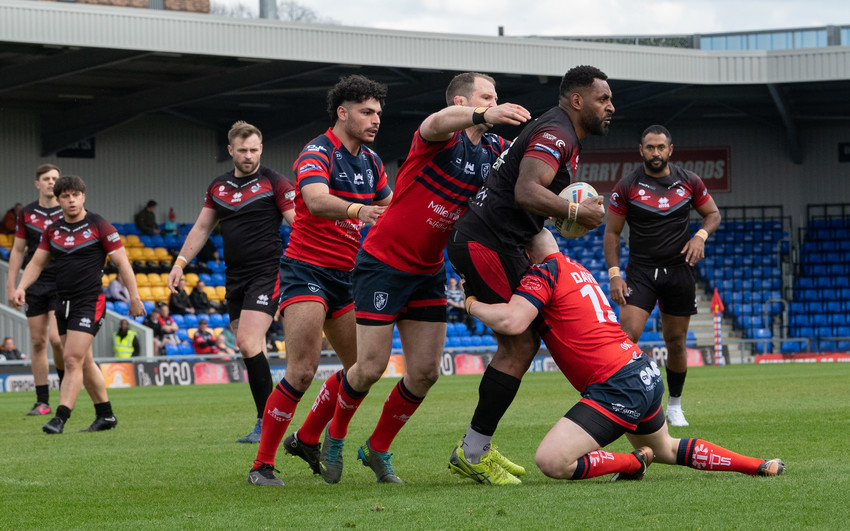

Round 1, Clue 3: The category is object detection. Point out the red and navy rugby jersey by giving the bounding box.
[203,165,295,272]
[456,106,581,253]
[363,129,510,275]
[37,212,123,300]
[608,163,711,267]
[517,253,639,392]
[286,128,391,271]
[16,201,63,281]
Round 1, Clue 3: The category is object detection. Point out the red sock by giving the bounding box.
[327,372,368,439]
[571,450,641,480]
[297,371,342,446]
[677,438,764,475]
[254,379,302,469]
[368,379,423,453]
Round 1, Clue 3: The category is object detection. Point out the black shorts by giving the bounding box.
[24,277,59,318]
[225,265,281,322]
[352,250,447,326]
[447,230,529,304]
[565,354,666,447]
[55,293,106,337]
[625,262,698,316]
[279,256,353,319]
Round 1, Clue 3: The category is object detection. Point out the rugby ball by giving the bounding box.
[553,182,598,239]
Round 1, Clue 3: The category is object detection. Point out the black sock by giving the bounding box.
[244,353,273,418]
[94,401,114,418]
[36,384,49,405]
[469,365,522,436]
[56,405,72,422]
[666,368,687,397]
[57,369,65,386]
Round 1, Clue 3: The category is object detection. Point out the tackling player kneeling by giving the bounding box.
[460,228,784,482]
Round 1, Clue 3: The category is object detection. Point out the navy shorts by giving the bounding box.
[279,255,353,318]
[447,230,529,304]
[25,277,59,317]
[55,293,106,337]
[225,265,281,322]
[625,262,698,316]
[352,250,447,326]
[565,354,666,447]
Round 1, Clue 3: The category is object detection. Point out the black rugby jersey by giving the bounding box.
[16,201,63,281]
[37,212,123,299]
[203,165,295,272]
[608,163,710,267]
[455,106,581,253]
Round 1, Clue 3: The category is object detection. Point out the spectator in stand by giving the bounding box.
[446,276,467,326]
[169,277,195,315]
[134,200,160,235]
[190,279,220,314]
[142,307,163,355]
[104,276,130,303]
[1,203,22,234]
[112,319,140,358]
[163,208,178,236]
[192,319,219,354]
[0,337,25,360]
[157,304,180,353]
[220,326,238,354]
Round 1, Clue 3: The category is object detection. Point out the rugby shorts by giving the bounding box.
[625,262,698,316]
[279,255,353,318]
[55,293,106,336]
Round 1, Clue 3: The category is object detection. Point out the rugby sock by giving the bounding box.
[571,450,642,480]
[677,438,765,475]
[368,379,424,453]
[56,405,72,422]
[94,401,114,418]
[459,429,492,464]
[36,384,49,405]
[244,353,273,419]
[469,365,521,437]
[666,368,687,398]
[297,370,343,446]
[327,372,368,440]
[57,369,65,386]
[254,379,303,468]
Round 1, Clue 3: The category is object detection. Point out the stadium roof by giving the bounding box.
[2,0,849,163]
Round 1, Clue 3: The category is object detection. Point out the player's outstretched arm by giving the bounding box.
[465,294,538,336]
[420,103,530,142]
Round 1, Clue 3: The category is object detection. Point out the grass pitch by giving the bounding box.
[1,363,848,530]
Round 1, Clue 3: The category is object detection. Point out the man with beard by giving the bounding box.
[248,74,392,486]
[446,65,611,484]
[604,125,720,427]
[168,121,295,443]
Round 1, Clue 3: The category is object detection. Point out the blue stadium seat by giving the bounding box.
[197,273,213,286]
[105,301,116,312]
[113,301,129,315]
[392,337,402,350]
[686,331,696,347]
[180,342,195,355]
[183,314,199,328]
[165,344,180,356]
[143,300,156,314]
[781,340,802,353]
[171,313,185,326]
[210,273,226,286]
[176,329,190,342]
[208,313,225,327]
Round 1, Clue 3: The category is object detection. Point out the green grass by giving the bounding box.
[2,363,849,530]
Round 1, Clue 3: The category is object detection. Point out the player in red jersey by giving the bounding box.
[302,73,531,484]
[455,228,783,482]
[6,164,65,415]
[605,125,721,427]
[248,74,393,486]
[168,121,295,443]
[445,65,609,483]
[13,175,145,434]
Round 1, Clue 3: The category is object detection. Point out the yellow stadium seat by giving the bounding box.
[141,248,156,261]
[125,234,142,248]
[0,234,13,247]
[204,286,219,302]
[159,273,171,285]
[126,248,143,261]
[137,287,153,301]
[151,286,170,303]
[187,327,197,338]
[101,275,109,288]
[215,286,227,300]
[275,340,286,353]
[214,327,223,336]
[184,273,199,288]
[135,273,149,287]
[107,273,117,282]
[147,273,164,286]
[154,247,170,258]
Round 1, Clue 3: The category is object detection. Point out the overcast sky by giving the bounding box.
[215,0,850,37]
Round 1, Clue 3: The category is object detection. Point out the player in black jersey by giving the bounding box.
[168,121,295,443]
[446,65,610,484]
[6,165,64,416]
[12,175,145,434]
[604,125,721,427]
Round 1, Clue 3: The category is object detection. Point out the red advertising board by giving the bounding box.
[576,147,731,194]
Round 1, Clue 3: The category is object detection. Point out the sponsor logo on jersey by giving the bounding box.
[481,163,491,180]
[64,235,75,246]
[335,152,342,159]
[638,189,650,200]
[354,172,364,185]
[531,143,560,160]
[520,276,545,292]
[366,169,374,188]
[107,232,120,242]
[306,144,327,153]
[30,213,37,221]
[542,132,558,142]
[256,294,269,306]
[556,139,566,149]
[464,162,475,175]
[337,171,350,182]
[233,192,243,203]
[285,190,295,201]
[658,197,670,209]
[251,183,260,193]
[373,291,388,311]
[82,229,92,239]
[307,283,320,293]
[676,186,685,196]
[219,185,226,192]
[299,163,322,174]
[79,317,91,328]
[666,179,682,189]
[610,192,620,207]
